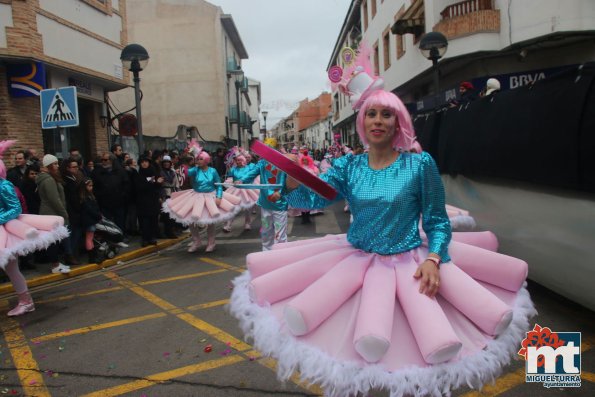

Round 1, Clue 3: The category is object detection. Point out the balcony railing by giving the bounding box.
[440,0,493,19]
[227,57,239,73]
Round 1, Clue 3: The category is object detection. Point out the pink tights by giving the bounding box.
[3,258,28,295]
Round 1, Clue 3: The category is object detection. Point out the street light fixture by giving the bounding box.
[233,69,244,147]
[120,43,149,155]
[419,32,448,108]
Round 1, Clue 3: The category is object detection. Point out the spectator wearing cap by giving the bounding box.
[36,154,70,274]
[481,78,501,97]
[159,155,180,238]
[458,81,477,104]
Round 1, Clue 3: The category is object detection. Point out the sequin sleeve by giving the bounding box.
[213,169,223,199]
[287,155,348,209]
[240,160,263,184]
[419,152,451,261]
[0,180,22,224]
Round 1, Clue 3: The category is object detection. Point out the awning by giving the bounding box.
[391,0,424,36]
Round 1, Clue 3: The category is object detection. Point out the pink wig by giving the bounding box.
[355,90,421,152]
[235,154,247,166]
[198,151,211,164]
[0,140,17,179]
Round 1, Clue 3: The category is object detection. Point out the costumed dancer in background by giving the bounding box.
[222,147,259,232]
[287,151,323,224]
[0,140,69,316]
[237,138,289,251]
[162,141,241,253]
[229,53,534,396]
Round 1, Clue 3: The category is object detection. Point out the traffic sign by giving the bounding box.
[40,86,79,129]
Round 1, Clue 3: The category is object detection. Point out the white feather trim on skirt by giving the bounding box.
[0,214,69,270]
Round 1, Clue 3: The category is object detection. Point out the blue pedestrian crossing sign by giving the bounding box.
[40,86,79,129]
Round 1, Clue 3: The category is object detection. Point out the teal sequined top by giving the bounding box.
[0,179,22,224]
[241,160,288,211]
[188,167,222,199]
[287,152,451,260]
[228,163,256,182]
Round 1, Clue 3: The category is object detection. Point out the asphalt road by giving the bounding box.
[0,203,593,396]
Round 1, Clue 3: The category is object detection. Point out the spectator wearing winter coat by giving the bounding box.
[36,154,70,274]
[61,158,83,266]
[6,150,27,189]
[160,155,180,238]
[133,156,163,246]
[20,164,40,215]
[91,152,130,242]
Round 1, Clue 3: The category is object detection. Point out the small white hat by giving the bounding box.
[42,154,59,167]
[161,155,172,162]
[485,78,501,95]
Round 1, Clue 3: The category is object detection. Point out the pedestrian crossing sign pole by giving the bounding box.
[40,86,79,129]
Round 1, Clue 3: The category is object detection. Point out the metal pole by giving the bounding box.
[235,81,241,147]
[133,68,144,155]
[432,58,440,109]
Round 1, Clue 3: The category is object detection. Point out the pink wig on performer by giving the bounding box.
[355,90,421,152]
[235,154,247,166]
[0,140,17,179]
[298,153,317,173]
[198,150,211,164]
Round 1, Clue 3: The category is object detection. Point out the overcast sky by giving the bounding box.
[206,0,352,128]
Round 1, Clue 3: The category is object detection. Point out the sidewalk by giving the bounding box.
[0,232,191,296]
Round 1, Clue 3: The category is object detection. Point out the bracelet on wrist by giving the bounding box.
[425,257,440,268]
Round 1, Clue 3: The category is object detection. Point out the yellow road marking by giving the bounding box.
[139,269,227,286]
[186,299,229,311]
[176,312,251,351]
[582,372,595,383]
[30,313,167,343]
[0,318,50,397]
[34,287,124,305]
[104,271,251,351]
[80,354,244,397]
[199,257,245,273]
[104,272,178,311]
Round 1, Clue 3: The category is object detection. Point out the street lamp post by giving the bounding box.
[261,110,268,140]
[234,71,244,147]
[419,32,448,109]
[120,44,149,155]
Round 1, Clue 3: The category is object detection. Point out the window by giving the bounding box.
[383,28,391,70]
[373,41,379,76]
[371,0,377,18]
[363,1,368,31]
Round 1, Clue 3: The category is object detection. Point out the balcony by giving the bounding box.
[240,77,249,93]
[433,0,500,40]
[227,57,239,74]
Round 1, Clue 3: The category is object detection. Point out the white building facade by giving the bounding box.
[328,0,595,145]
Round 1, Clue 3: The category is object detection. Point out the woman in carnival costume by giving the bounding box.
[0,140,69,316]
[229,63,534,396]
[222,148,259,232]
[162,141,241,253]
[287,151,323,223]
[237,137,290,251]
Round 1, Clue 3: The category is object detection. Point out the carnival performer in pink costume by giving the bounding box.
[0,140,69,316]
[287,152,323,220]
[162,142,241,252]
[222,148,259,232]
[230,67,534,396]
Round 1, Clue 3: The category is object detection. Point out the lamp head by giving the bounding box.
[121,44,150,71]
[419,32,448,61]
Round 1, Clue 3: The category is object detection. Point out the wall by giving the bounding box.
[111,0,228,139]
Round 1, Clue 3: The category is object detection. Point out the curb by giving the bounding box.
[0,234,189,296]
